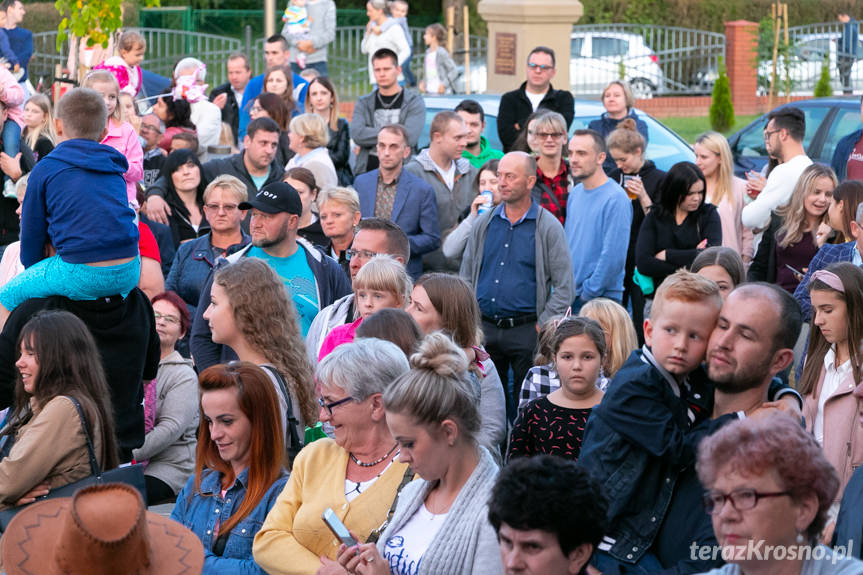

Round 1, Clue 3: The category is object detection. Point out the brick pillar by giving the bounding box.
[725,20,760,116]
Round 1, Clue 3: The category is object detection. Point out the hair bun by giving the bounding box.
[409,332,468,377]
[617,118,637,132]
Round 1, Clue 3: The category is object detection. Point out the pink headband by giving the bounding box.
[810,270,845,293]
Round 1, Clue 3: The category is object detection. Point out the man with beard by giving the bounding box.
[456,99,503,169]
[650,282,804,574]
[190,181,350,371]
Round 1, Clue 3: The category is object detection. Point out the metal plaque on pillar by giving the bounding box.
[495,32,517,75]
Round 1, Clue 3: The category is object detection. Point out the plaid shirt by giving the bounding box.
[535,159,569,224]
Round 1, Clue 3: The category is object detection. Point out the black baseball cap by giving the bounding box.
[239,182,302,215]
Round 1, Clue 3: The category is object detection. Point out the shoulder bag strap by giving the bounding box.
[65,396,101,477]
[536,181,561,211]
[366,466,414,544]
[260,366,302,454]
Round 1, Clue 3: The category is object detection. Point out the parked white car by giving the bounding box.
[570,30,665,98]
[758,32,863,95]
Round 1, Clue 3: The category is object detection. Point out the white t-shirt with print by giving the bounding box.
[383,504,449,575]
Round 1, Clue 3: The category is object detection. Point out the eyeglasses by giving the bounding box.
[140,124,162,134]
[250,105,263,113]
[763,128,782,139]
[153,311,180,325]
[346,249,381,261]
[317,395,355,415]
[529,131,564,140]
[702,488,791,515]
[204,203,240,213]
[527,62,554,71]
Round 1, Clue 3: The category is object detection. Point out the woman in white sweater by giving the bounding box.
[336,333,503,575]
[360,0,411,84]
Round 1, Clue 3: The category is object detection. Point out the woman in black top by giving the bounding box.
[251,93,293,167]
[635,161,722,292]
[607,118,665,342]
[22,94,55,162]
[161,149,209,248]
[305,77,353,186]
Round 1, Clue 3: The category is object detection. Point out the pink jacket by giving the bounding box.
[803,361,863,503]
[101,119,144,207]
[715,177,755,263]
[0,66,25,128]
[318,317,363,361]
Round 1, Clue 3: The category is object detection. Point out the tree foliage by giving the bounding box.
[814,56,833,97]
[710,59,734,132]
[55,0,160,49]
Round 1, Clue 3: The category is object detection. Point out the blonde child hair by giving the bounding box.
[580,298,638,378]
[23,94,56,150]
[353,254,413,309]
[533,314,563,366]
[81,69,123,123]
[650,270,722,320]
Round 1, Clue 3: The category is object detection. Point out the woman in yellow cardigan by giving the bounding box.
[253,338,412,575]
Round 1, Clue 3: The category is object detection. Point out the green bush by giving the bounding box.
[814,56,833,97]
[710,60,735,132]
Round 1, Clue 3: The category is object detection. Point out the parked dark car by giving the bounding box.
[728,97,861,178]
[420,95,694,172]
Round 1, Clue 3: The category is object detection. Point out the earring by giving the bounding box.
[796,532,805,544]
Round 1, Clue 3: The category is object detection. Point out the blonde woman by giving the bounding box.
[22,94,56,162]
[694,132,754,264]
[317,186,362,277]
[286,113,338,191]
[588,80,649,174]
[579,297,638,380]
[748,163,836,293]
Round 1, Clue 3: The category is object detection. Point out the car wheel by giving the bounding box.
[630,78,655,99]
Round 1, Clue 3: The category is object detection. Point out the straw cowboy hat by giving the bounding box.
[1,482,204,575]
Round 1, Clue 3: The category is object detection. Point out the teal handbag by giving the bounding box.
[633,267,655,296]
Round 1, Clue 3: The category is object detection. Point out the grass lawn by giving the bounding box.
[661,114,760,145]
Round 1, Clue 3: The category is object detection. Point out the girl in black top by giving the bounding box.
[22,94,55,162]
[635,161,722,292]
[305,77,353,186]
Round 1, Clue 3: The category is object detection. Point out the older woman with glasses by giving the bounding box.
[254,339,413,575]
[166,175,250,320]
[696,415,863,574]
[530,110,570,225]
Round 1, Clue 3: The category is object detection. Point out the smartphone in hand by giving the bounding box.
[323,508,359,548]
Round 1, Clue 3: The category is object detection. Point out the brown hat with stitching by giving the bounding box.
[1,482,204,575]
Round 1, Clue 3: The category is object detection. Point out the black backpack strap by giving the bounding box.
[366,466,414,544]
[260,365,303,459]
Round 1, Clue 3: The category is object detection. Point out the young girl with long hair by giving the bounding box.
[81,69,144,208]
[800,262,863,504]
[407,272,507,450]
[693,131,754,263]
[0,311,119,508]
[22,94,55,162]
[263,64,296,117]
[508,317,606,462]
[171,361,288,573]
[691,245,746,301]
[204,257,316,453]
[748,163,836,293]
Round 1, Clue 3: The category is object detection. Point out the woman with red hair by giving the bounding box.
[131,290,199,505]
[171,361,288,573]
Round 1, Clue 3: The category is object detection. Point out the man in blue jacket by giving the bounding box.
[190,181,350,371]
[353,124,440,279]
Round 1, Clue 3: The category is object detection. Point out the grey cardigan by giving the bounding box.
[427,46,459,94]
[131,351,199,494]
[460,203,575,324]
[376,447,503,574]
[280,0,336,66]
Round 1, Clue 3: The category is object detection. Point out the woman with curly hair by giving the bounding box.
[203,257,315,458]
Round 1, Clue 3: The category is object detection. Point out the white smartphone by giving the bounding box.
[322,508,358,548]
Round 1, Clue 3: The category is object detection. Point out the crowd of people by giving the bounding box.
[0,0,861,574]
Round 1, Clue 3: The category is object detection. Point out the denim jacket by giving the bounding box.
[171,467,289,575]
[579,348,733,564]
[165,232,250,317]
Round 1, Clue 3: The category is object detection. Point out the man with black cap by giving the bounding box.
[190,181,351,372]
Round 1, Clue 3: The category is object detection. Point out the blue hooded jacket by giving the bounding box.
[21,138,139,268]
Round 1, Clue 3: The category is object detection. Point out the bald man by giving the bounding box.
[460,151,574,420]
